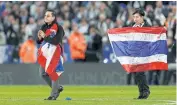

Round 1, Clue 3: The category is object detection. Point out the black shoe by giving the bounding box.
[44,96,56,100]
[141,91,150,99]
[54,86,64,99]
[44,86,64,100]
[58,86,63,92]
[133,92,142,99]
[133,95,143,99]
[135,91,150,99]
[137,95,143,99]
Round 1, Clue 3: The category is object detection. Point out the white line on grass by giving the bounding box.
[0,97,175,103]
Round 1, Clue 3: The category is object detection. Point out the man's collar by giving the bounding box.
[45,20,56,26]
[133,22,144,27]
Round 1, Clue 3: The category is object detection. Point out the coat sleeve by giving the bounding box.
[43,24,64,45]
[36,25,45,44]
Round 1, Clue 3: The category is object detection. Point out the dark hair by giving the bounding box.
[46,9,56,17]
[133,8,145,16]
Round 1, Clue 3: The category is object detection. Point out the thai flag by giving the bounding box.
[37,42,63,81]
[107,27,168,72]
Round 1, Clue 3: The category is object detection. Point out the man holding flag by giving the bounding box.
[108,8,168,99]
[130,8,151,99]
[37,10,65,100]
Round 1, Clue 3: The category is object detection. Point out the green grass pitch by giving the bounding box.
[0,85,176,105]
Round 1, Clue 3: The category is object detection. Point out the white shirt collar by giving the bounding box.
[133,23,144,27]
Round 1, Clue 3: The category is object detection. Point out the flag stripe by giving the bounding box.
[108,33,166,42]
[117,54,167,65]
[122,62,168,72]
[49,72,59,81]
[47,46,61,81]
[107,27,168,72]
[37,47,47,69]
[46,45,61,74]
[37,42,61,81]
[108,27,166,34]
[111,40,168,57]
[40,43,56,71]
[56,56,64,72]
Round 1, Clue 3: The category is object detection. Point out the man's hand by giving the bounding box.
[39,30,46,38]
[38,30,46,38]
[38,30,42,40]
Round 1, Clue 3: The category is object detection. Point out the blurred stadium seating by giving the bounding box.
[0,1,176,63]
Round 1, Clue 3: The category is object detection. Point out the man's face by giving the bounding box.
[44,11,55,23]
[133,13,143,25]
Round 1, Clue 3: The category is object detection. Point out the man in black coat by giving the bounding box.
[86,26,102,62]
[129,8,151,99]
[37,10,65,100]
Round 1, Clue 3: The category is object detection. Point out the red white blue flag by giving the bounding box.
[37,42,63,81]
[107,27,168,72]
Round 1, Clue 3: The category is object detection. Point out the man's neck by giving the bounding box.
[47,22,52,25]
[47,20,55,25]
[134,22,144,27]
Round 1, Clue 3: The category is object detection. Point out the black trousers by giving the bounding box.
[134,72,150,94]
[127,73,136,85]
[166,70,176,85]
[148,71,161,85]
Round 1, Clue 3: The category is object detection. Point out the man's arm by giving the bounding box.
[36,25,45,44]
[37,32,44,44]
[40,24,64,45]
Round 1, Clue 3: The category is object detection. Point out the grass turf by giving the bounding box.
[0,85,176,105]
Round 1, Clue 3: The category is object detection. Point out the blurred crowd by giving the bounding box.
[0,1,176,63]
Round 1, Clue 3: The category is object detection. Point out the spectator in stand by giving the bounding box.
[68,22,87,62]
[19,36,37,63]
